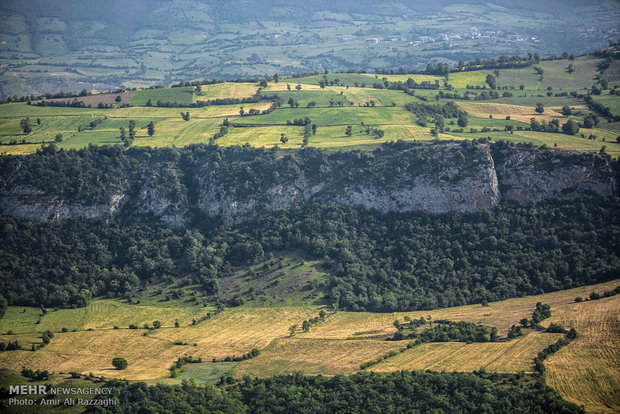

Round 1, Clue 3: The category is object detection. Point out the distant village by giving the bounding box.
[360,27,532,46]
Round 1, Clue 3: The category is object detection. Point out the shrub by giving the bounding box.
[112,357,128,370]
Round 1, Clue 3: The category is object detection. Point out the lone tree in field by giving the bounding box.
[457,113,468,127]
[345,125,353,136]
[288,324,297,337]
[181,112,190,121]
[112,357,127,370]
[561,106,572,116]
[147,122,155,137]
[280,133,288,144]
[562,119,580,135]
[20,118,32,134]
[55,134,63,142]
[485,74,497,89]
[535,103,545,114]
[115,95,121,103]
[434,115,445,133]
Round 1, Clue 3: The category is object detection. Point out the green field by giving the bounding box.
[130,87,195,106]
[0,60,618,157]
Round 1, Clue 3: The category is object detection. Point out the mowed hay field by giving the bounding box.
[369,332,563,374]
[545,296,620,414]
[196,82,258,101]
[302,280,620,340]
[235,338,407,377]
[0,281,617,411]
[457,101,564,123]
[0,305,317,381]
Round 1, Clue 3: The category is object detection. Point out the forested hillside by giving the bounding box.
[0,142,618,311]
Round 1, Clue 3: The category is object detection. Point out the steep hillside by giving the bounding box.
[0,142,618,311]
[0,142,616,226]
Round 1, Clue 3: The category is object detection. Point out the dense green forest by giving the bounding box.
[1,177,618,311]
[84,371,583,413]
[0,143,618,311]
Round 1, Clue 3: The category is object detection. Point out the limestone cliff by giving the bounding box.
[493,147,616,205]
[0,143,616,226]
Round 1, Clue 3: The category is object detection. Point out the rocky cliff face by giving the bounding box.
[0,144,616,226]
[331,145,500,214]
[494,148,616,205]
[0,185,126,222]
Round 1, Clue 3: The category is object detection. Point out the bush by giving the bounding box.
[112,357,128,370]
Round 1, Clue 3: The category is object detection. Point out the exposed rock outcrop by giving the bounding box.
[0,186,125,222]
[0,143,616,226]
[494,148,616,205]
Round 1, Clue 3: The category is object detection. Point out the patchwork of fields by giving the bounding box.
[0,279,618,412]
[1,56,618,157]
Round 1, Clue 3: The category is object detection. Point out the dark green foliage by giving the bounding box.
[41,329,54,345]
[546,323,567,333]
[0,295,6,319]
[217,348,260,363]
[508,325,523,339]
[562,119,580,135]
[20,118,32,134]
[85,380,245,413]
[561,106,572,116]
[583,285,620,302]
[0,144,618,311]
[86,371,584,414]
[458,113,468,127]
[112,357,128,370]
[389,320,491,342]
[418,321,490,343]
[404,101,466,119]
[535,103,545,114]
[532,302,551,324]
[533,330,577,376]
[21,368,49,380]
[486,74,497,89]
[0,340,21,351]
[170,355,202,376]
[360,349,403,369]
